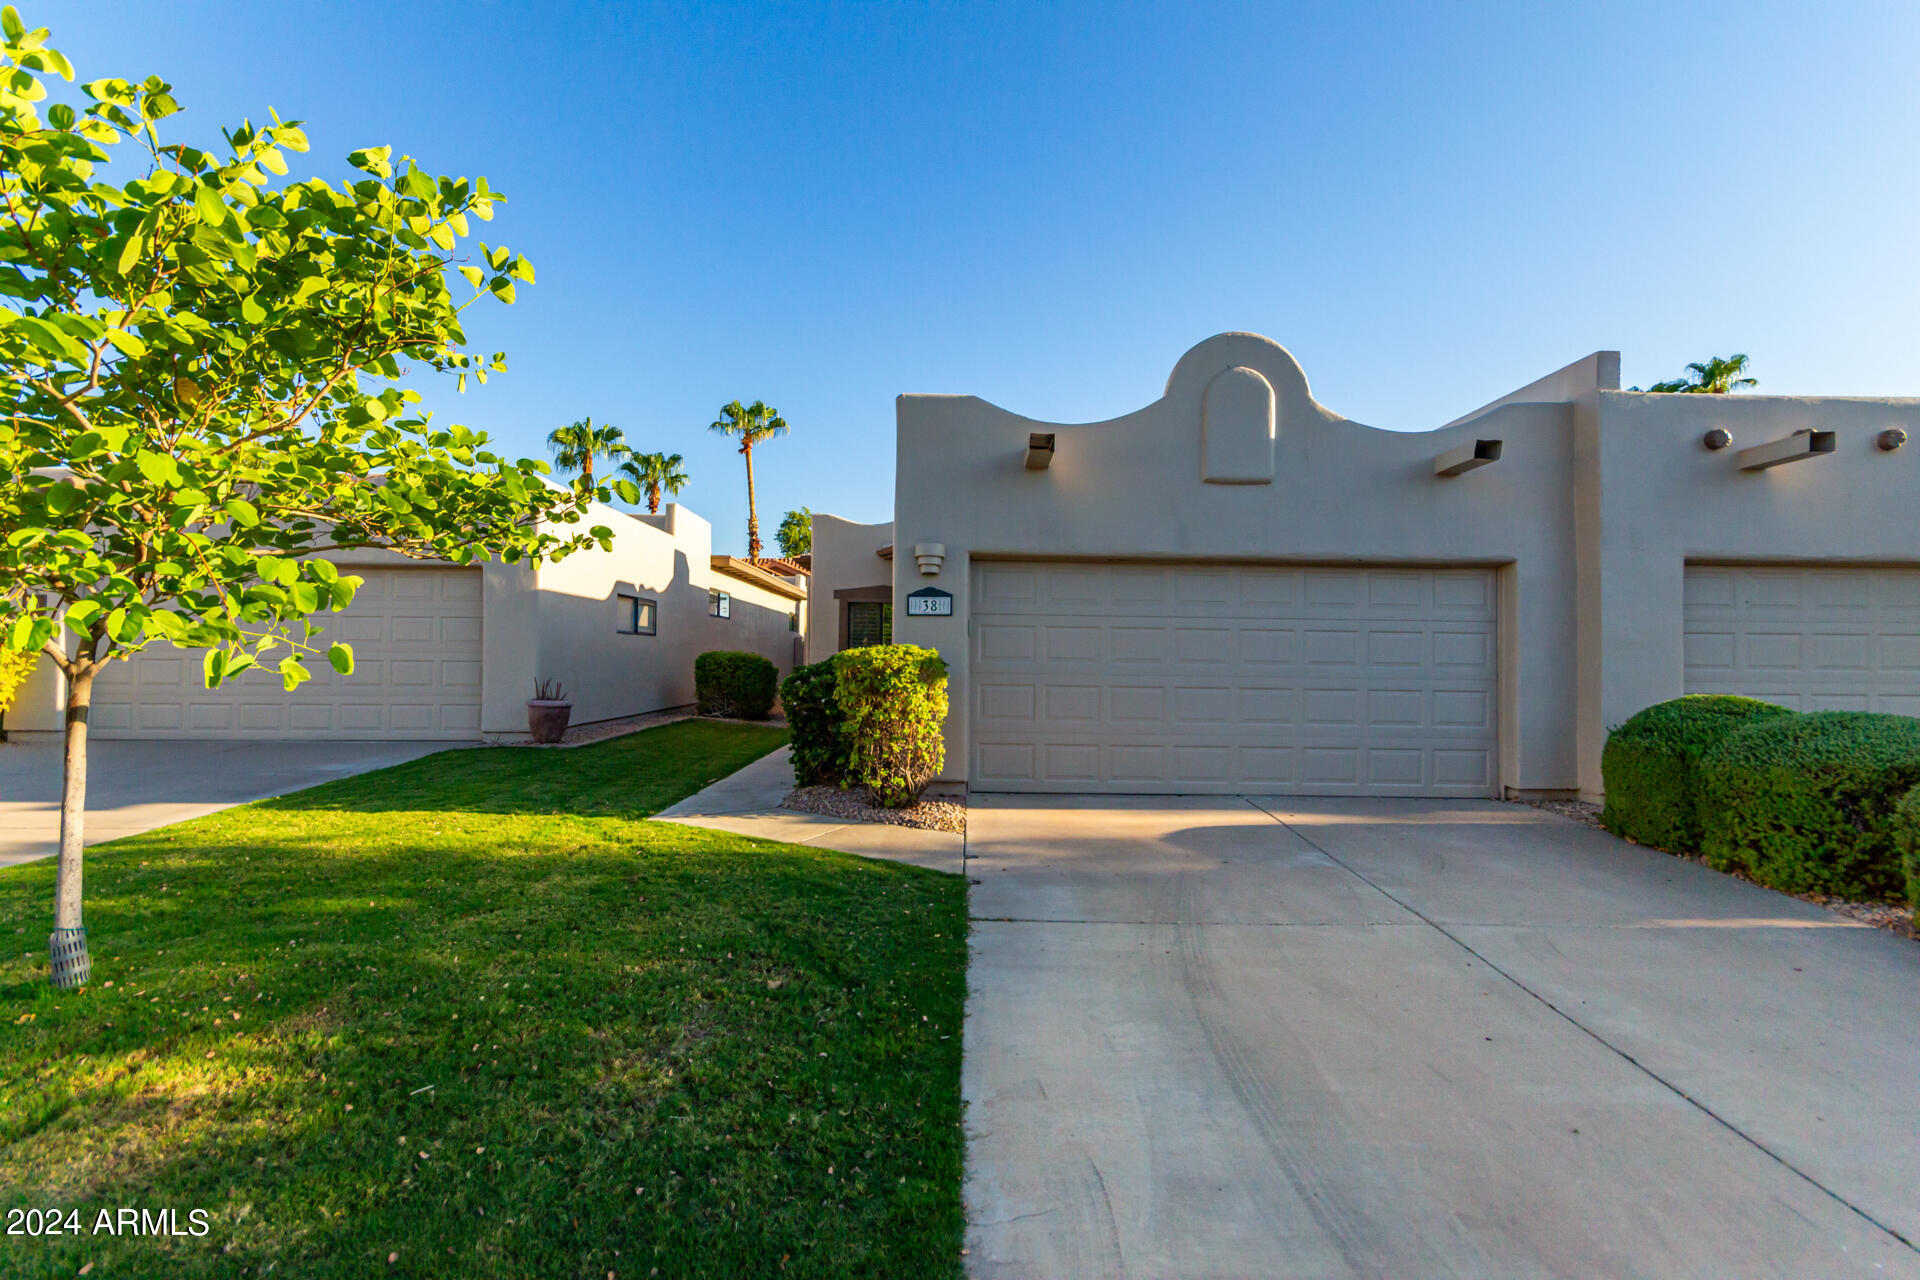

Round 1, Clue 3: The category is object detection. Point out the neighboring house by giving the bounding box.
[10,499,807,741]
[812,331,1920,800]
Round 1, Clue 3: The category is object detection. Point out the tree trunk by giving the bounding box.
[743,443,761,561]
[647,483,661,515]
[51,662,94,989]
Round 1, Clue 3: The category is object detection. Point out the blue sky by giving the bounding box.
[60,1,1920,551]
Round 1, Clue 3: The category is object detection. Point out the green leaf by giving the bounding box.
[103,326,147,357]
[277,654,310,691]
[612,478,641,506]
[458,265,483,287]
[44,481,83,516]
[290,581,320,613]
[193,182,227,227]
[1,7,23,41]
[63,600,102,631]
[306,558,339,583]
[135,450,183,487]
[203,647,227,687]
[327,641,354,675]
[241,294,267,324]
[488,277,515,304]
[225,498,260,527]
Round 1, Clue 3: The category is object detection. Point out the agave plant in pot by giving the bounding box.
[527,678,572,744]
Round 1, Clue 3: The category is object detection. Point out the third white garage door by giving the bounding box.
[1683,565,1920,714]
[969,561,1499,795]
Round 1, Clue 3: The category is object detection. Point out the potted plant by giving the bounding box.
[527,678,572,744]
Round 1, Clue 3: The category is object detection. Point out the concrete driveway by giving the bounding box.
[963,795,1920,1279]
[0,738,456,867]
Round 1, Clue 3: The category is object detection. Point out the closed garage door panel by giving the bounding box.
[969,561,1498,795]
[1683,565,1920,715]
[92,567,483,739]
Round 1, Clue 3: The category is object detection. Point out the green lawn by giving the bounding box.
[0,721,968,1279]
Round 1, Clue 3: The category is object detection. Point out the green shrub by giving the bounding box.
[1697,711,1920,900]
[1895,785,1920,917]
[1600,695,1796,852]
[694,650,778,720]
[781,654,852,786]
[834,645,949,808]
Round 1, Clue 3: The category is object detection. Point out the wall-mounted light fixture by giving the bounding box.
[1878,428,1908,452]
[913,542,946,576]
[1025,432,1056,470]
[1702,428,1733,451]
[1434,439,1503,477]
[1737,430,1835,471]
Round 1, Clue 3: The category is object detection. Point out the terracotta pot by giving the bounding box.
[526,699,573,744]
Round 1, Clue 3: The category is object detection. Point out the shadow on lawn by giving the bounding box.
[0,720,962,1280]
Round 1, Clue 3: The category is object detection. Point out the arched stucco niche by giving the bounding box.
[1163,332,1349,484]
[1201,366,1275,483]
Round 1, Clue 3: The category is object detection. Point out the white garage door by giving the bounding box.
[92,567,483,739]
[1683,565,1920,714]
[969,561,1499,795]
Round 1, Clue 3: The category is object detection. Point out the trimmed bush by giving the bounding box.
[781,654,852,786]
[694,650,778,720]
[1697,711,1920,900]
[1599,695,1796,852]
[834,644,949,808]
[1895,784,1920,916]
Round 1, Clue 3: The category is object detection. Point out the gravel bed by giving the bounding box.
[783,785,967,834]
[1512,796,1915,940]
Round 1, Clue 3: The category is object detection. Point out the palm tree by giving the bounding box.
[776,507,812,559]
[1639,354,1758,394]
[708,400,788,560]
[545,417,630,489]
[616,452,689,514]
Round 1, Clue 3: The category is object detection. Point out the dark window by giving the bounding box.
[618,595,656,636]
[846,601,891,647]
[708,589,731,619]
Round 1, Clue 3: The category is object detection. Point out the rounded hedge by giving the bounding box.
[1599,695,1796,852]
[1697,711,1920,900]
[1894,784,1920,917]
[694,650,778,720]
[834,644,949,807]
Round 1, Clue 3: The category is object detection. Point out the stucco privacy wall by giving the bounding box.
[810,514,894,654]
[891,333,1584,794]
[1575,391,1920,794]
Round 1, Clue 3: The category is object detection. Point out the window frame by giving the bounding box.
[617,594,657,636]
[708,588,732,620]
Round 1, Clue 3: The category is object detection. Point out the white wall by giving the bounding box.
[481,500,804,734]
[810,514,894,654]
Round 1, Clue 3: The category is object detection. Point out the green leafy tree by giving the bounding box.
[1637,354,1758,394]
[0,9,611,988]
[708,399,787,560]
[545,416,628,489]
[616,450,688,514]
[776,506,811,559]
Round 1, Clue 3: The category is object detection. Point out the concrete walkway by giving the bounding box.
[964,794,1920,1279]
[0,738,454,867]
[654,745,964,874]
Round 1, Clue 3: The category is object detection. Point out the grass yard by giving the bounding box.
[0,721,969,1279]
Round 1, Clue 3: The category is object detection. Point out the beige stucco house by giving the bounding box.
[813,332,1920,800]
[10,498,806,742]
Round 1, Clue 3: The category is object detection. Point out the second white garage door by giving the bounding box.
[969,561,1498,795]
[91,567,484,740]
[1683,565,1920,714]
